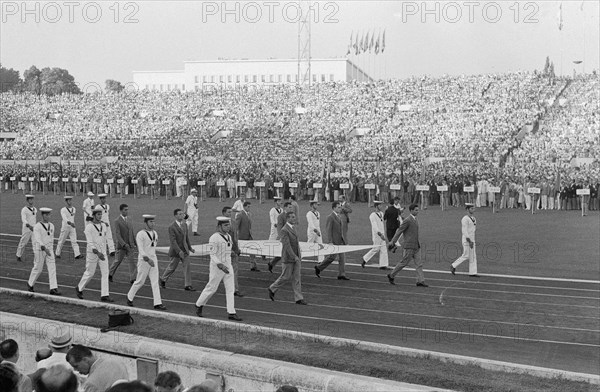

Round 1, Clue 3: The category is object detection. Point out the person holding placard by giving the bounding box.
[450,203,479,277]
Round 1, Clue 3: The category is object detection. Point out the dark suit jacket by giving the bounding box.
[114,215,135,250]
[235,210,253,240]
[392,215,420,249]
[280,224,301,263]
[168,221,191,257]
[325,212,346,245]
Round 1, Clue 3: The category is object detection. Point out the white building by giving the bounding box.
[132,58,372,92]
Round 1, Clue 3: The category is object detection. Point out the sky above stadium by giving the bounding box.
[1,1,598,89]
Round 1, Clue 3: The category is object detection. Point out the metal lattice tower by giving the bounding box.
[297,1,311,86]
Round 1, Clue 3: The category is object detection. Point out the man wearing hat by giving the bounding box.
[450,203,479,277]
[127,215,166,310]
[37,332,73,370]
[55,196,82,260]
[194,217,242,321]
[16,194,37,262]
[305,201,324,263]
[28,207,61,295]
[83,192,95,226]
[76,205,114,302]
[184,188,200,236]
[97,194,116,256]
[361,201,390,270]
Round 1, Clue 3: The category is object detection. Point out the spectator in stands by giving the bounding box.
[276,386,299,392]
[106,380,153,392]
[154,370,184,392]
[185,379,220,392]
[0,339,32,392]
[66,345,128,392]
[34,364,78,392]
[0,362,20,392]
[37,332,73,370]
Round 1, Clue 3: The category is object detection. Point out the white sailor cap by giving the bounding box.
[465,203,475,209]
[98,193,107,198]
[216,216,231,223]
[309,200,320,205]
[92,205,104,213]
[64,196,73,200]
[273,196,282,200]
[40,207,52,213]
[87,192,94,197]
[191,188,198,193]
[373,200,384,205]
[143,214,156,220]
[25,194,34,199]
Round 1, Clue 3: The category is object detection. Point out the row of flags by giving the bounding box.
[346,29,386,56]
[558,1,586,31]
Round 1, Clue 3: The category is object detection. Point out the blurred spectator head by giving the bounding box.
[0,339,19,362]
[35,364,78,392]
[65,345,94,375]
[35,348,53,362]
[154,370,183,392]
[0,362,20,392]
[107,380,153,392]
[186,379,220,392]
[276,386,299,392]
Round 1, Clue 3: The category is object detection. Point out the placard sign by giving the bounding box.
[107,179,114,184]
[576,189,590,196]
[9,177,15,181]
[93,179,102,183]
[80,178,87,183]
[131,180,138,184]
[313,183,323,189]
[364,184,376,190]
[527,188,541,194]
[52,177,59,182]
[254,181,265,187]
[117,179,125,184]
[28,177,35,181]
[437,185,448,192]
[72,178,79,183]
[216,181,225,187]
[162,180,171,185]
[197,181,206,186]
[180,180,187,185]
[339,183,350,189]
[236,181,247,187]
[489,186,501,193]
[62,178,69,182]
[21,176,27,181]
[289,182,298,188]
[274,182,283,188]
[390,184,401,190]
[148,180,156,185]
[416,185,430,191]
[464,186,475,192]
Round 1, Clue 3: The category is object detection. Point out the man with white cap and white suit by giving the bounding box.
[83,192,95,225]
[450,203,480,277]
[127,214,166,310]
[361,200,390,270]
[185,188,199,236]
[76,205,114,302]
[28,207,61,295]
[55,196,82,260]
[16,194,37,262]
[97,193,116,256]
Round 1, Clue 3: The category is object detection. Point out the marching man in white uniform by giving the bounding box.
[450,203,480,277]
[28,207,61,295]
[126,214,166,310]
[16,194,37,262]
[76,206,114,302]
[305,201,324,263]
[361,201,389,269]
[194,217,242,321]
[97,194,116,256]
[185,188,199,236]
[82,192,95,225]
[268,197,283,241]
[55,196,82,260]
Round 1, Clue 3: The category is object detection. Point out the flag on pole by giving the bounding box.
[347,31,353,55]
[381,29,386,53]
[354,32,360,55]
[363,31,370,52]
[557,2,563,31]
[375,31,381,54]
[369,32,375,52]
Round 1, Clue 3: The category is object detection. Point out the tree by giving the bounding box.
[543,56,550,75]
[23,65,42,95]
[0,64,22,92]
[105,79,124,93]
[40,67,81,95]
[549,62,555,79]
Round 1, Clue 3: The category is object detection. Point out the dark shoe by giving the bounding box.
[450,266,456,275]
[49,289,61,296]
[268,263,273,273]
[16,256,22,262]
[379,266,391,270]
[337,276,350,280]
[416,282,429,287]
[314,266,321,278]
[154,304,167,310]
[108,275,113,282]
[127,299,134,307]
[109,252,115,257]
[100,296,115,303]
[195,305,203,317]
[159,279,166,288]
[268,288,275,301]
[250,267,260,272]
[27,284,34,292]
[74,255,83,260]
[193,232,199,236]
[130,280,135,285]
[469,274,481,278]
[234,291,244,297]
[228,313,243,321]
[361,259,366,268]
[387,274,395,285]
[55,254,61,259]
[296,299,308,305]
[75,287,83,299]
[184,286,196,291]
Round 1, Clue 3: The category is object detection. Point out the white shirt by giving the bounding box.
[185,195,198,212]
[98,203,110,224]
[306,210,321,235]
[33,221,54,250]
[209,232,232,266]
[84,222,108,254]
[232,199,244,212]
[83,198,95,218]
[369,211,385,242]
[136,229,158,262]
[61,206,76,225]
[21,205,37,227]
[461,214,476,243]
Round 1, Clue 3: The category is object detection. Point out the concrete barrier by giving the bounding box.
[1,312,453,392]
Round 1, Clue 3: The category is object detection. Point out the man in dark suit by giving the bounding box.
[339,195,352,242]
[268,202,294,273]
[314,201,349,280]
[109,204,137,284]
[268,212,306,304]
[160,208,196,290]
[235,201,258,271]
[387,204,428,287]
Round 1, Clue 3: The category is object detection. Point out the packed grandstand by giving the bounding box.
[1,71,598,207]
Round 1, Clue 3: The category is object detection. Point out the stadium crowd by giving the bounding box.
[0,72,598,210]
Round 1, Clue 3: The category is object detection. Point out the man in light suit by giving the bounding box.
[160,208,196,290]
[223,206,243,297]
[235,201,259,271]
[268,211,306,304]
[387,204,428,287]
[361,201,390,270]
[314,201,349,280]
[109,204,137,284]
[306,201,324,263]
[450,203,479,277]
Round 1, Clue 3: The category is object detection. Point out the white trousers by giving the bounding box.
[56,224,81,257]
[16,228,32,257]
[187,209,199,233]
[452,243,477,275]
[306,232,324,262]
[362,239,389,267]
[28,250,58,289]
[78,253,110,297]
[195,263,235,314]
[127,260,162,306]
